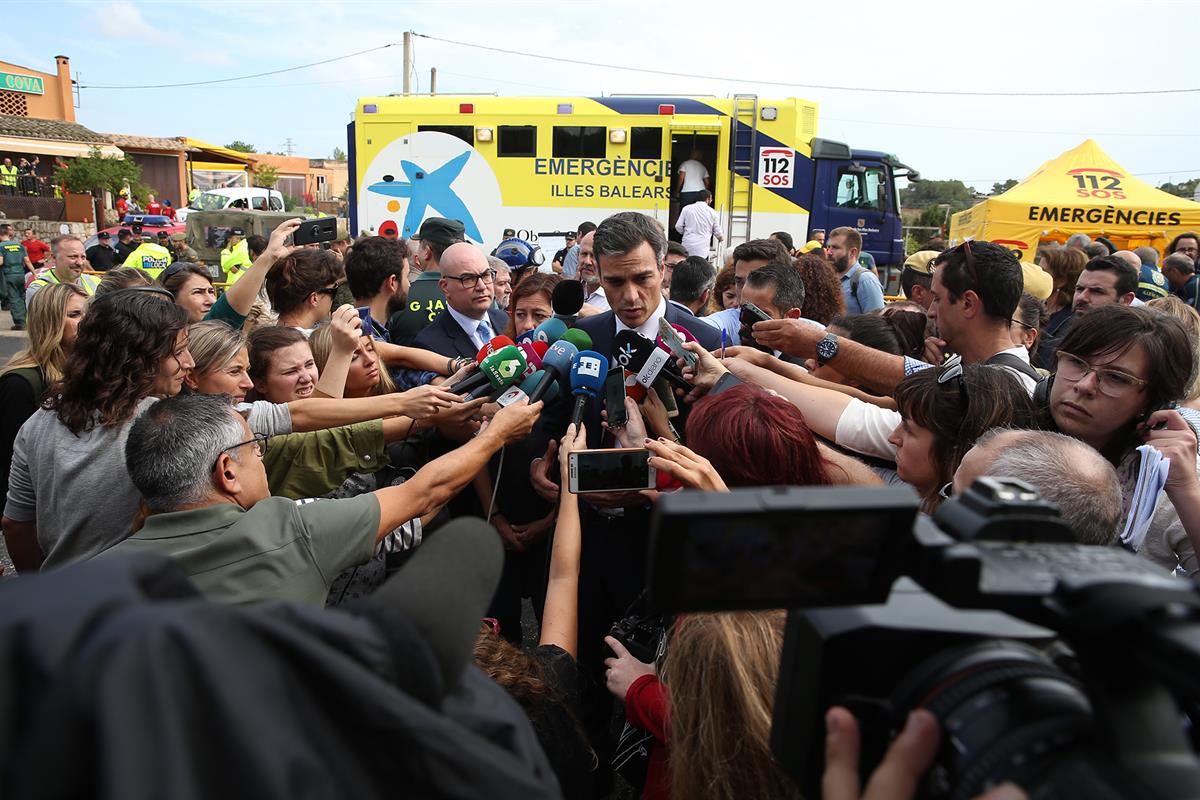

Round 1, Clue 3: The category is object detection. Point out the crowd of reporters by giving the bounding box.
[2,210,1200,799]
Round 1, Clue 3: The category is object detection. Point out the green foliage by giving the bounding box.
[1159,178,1199,199]
[253,165,279,189]
[52,146,148,201]
[225,140,257,153]
[899,179,977,212]
[331,146,347,161]
[990,179,1019,195]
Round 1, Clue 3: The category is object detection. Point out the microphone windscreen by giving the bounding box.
[475,335,515,363]
[612,329,656,372]
[519,369,559,402]
[560,328,593,351]
[517,341,546,371]
[368,517,502,692]
[569,350,608,398]
[551,279,586,316]
[541,340,578,375]
[530,317,567,345]
[479,345,527,389]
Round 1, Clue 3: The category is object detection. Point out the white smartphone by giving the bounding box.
[568,448,656,494]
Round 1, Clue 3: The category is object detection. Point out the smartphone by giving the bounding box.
[604,369,629,428]
[740,302,773,328]
[356,306,374,334]
[650,375,679,419]
[293,217,338,246]
[658,318,698,371]
[1149,400,1180,430]
[568,448,656,494]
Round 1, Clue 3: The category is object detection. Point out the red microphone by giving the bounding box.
[517,340,549,378]
[475,335,515,364]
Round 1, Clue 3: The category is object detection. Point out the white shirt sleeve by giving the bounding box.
[241,401,294,437]
[834,398,901,461]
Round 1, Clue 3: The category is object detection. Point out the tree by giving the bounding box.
[225,140,257,153]
[1159,178,1200,200]
[331,146,347,161]
[990,179,1019,195]
[253,165,279,189]
[899,179,977,212]
[53,146,148,201]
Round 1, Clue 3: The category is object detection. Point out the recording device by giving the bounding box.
[657,318,699,372]
[516,340,548,379]
[476,335,515,363]
[560,327,593,351]
[355,306,374,334]
[609,615,666,664]
[604,369,629,428]
[517,318,567,346]
[612,330,690,391]
[568,448,656,494]
[292,217,338,246]
[739,302,775,352]
[527,341,577,403]
[650,375,679,418]
[552,280,586,326]
[447,336,517,395]
[466,346,527,400]
[647,480,1200,799]
[496,368,561,407]
[568,350,609,427]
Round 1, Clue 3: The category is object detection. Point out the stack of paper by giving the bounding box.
[1120,444,1171,552]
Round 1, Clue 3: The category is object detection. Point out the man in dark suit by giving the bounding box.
[411,242,510,359]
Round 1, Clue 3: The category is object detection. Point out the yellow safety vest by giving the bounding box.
[0,165,16,187]
[220,239,252,283]
[29,269,100,296]
[124,242,173,278]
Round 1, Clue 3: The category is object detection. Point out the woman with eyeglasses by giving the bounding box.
[2,289,193,572]
[1037,304,1199,574]
[265,246,346,334]
[1008,292,1049,375]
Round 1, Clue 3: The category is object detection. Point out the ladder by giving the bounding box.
[726,94,758,244]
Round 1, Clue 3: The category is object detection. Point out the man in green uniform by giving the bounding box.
[0,224,33,329]
[104,392,541,606]
[387,217,463,347]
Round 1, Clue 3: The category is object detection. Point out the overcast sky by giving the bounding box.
[13,0,1199,193]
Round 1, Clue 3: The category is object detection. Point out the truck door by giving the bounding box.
[823,160,891,264]
[668,125,721,242]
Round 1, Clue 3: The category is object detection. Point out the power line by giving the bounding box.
[78,41,401,89]
[822,116,1200,139]
[415,32,1200,98]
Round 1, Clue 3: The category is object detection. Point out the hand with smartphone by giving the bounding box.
[291,217,339,247]
[568,447,656,494]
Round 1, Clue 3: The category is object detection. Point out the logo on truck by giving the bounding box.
[367,150,483,241]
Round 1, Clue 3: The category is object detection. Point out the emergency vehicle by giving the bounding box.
[348,95,918,269]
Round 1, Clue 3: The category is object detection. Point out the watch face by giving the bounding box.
[816,335,838,363]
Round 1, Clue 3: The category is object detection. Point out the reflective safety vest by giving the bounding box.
[188,188,200,204]
[220,239,252,283]
[0,165,16,187]
[28,269,101,296]
[123,242,173,278]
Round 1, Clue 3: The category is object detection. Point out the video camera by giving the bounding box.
[647,479,1200,799]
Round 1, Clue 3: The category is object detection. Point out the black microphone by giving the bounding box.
[612,330,692,390]
[552,279,585,326]
[366,518,503,693]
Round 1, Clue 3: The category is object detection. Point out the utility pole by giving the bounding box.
[402,31,412,95]
[430,67,437,96]
[283,138,296,156]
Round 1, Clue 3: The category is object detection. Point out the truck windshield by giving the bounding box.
[835,166,887,211]
[195,192,232,211]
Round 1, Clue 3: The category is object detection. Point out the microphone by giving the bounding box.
[466,345,527,400]
[552,279,585,326]
[527,340,578,403]
[449,335,517,395]
[516,340,548,378]
[367,517,503,693]
[559,327,593,351]
[612,330,691,390]
[569,350,608,427]
[496,368,562,407]
[516,317,567,346]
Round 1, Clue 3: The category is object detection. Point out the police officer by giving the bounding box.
[0,223,33,329]
[386,217,463,347]
[86,231,119,271]
[123,234,173,278]
[220,227,253,283]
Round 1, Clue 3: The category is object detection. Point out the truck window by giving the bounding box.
[834,166,885,211]
[418,125,475,146]
[251,196,267,210]
[630,127,663,160]
[553,126,606,158]
[498,125,537,157]
[269,196,283,211]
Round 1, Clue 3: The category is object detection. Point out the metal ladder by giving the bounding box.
[726,94,758,244]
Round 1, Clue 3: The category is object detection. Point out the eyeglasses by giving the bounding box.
[937,353,969,407]
[1054,351,1148,397]
[938,482,954,500]
[1010,317,1036,331]
[314,281,344,298]
[935,241,978,288]
[448,269,496,290]
[215,432,270,467]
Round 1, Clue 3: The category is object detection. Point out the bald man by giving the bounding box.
[1115,249,1169,302]
[412,242,510,358]
[953,429,1123,545]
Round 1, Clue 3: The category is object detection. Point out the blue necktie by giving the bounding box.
[476,319,493,348]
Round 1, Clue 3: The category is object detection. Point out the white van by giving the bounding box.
[176,187,285,222]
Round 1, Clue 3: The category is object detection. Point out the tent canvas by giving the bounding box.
[949,139,1200,256]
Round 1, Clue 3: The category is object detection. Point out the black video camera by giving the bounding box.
[647,479,1200,799]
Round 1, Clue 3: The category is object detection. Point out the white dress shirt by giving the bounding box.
[584,285,610,312]
[446,304,494,350]
[674,201,723,258]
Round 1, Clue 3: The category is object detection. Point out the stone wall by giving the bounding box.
[0,218,96,240]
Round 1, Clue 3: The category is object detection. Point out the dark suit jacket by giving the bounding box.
[411,307,511,360]
[569,303,724,447]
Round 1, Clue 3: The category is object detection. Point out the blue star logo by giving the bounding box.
[366,150,483,242]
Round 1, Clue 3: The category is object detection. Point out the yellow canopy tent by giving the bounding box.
[949,139,1200,257]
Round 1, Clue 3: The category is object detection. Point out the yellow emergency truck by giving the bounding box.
[349,95,917,268]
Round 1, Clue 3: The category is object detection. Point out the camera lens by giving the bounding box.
[889,640,1092,800]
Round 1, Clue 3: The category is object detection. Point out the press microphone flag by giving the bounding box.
[527,340,577,404]
[466,345,527,400]
[569,350,609,427]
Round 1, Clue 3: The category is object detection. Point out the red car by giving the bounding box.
[82,213,186,251]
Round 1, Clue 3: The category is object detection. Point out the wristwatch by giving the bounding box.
[815,333,840,366]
